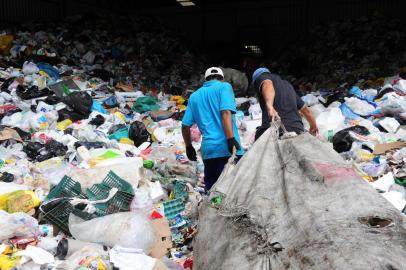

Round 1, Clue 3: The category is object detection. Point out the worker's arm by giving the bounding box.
[182,125,192,146]
[300,106,319,136]
[221,110,241,154]
[182,125,196,161]
[221,110,234,139]
[261,80,279,120]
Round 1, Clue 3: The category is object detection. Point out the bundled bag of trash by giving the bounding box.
[194,122,406,269]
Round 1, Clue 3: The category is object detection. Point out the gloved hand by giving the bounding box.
[186,145,197,161]
[227,137,241,154]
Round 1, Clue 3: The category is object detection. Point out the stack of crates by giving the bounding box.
[41,171,135,234]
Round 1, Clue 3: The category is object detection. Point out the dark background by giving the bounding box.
[1,0,405,72]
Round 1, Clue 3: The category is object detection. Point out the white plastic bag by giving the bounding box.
[109,246,157,270]
[316,108,346,139]
[344,97,376,116]
[69,212,157,252]
[0,210,39,241]
[393,79,406,93]
[130,189,154,213]
[379,117,400,133]
[301,94,319,106]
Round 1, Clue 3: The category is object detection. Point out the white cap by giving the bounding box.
[204,67,224,80]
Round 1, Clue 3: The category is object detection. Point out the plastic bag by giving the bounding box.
[344,97,376,116]
[378,93,406,116]
[132,96,159,113]
[0,190,41,213]
[0,210,39,241]
[316,107,346,140]
[379,117,400,133]
[22,61,39,75]
[332,125,370,153]
[301,94,319,106]
[69,212,157,252]
[393,79,406,93]
[16,85,51,100]
[0,254,21,270]
[63,91,93,116]
[361,163,387,178]
[129,121,150,147]
[130,189,153,213]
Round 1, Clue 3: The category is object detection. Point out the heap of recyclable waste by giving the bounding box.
[0,12,405,270]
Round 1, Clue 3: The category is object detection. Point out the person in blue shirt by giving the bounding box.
[182,67,244,191]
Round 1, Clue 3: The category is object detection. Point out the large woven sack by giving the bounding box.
[194,124,406,270]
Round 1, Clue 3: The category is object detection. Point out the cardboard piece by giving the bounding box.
[373,141,406,155]
[150,217,173,258]
[0,128,22,142]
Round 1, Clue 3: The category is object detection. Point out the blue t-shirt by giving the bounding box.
[182,80,244,160]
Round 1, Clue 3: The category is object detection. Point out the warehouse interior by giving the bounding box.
[1,0,405,70]
[0,0,406,269]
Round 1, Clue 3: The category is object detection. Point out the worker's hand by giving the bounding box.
[309,124,319,136]
[185,145,197,161]
[227,137,241,154]
[268,106,279,122]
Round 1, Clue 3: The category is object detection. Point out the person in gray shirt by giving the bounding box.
[252,67,319,140]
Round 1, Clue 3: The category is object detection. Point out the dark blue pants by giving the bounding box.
[203,156,242,191]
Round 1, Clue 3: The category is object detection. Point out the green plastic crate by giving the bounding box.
[41,200,73,234]
[163,198,185,219]
[46,176,85,201]
[86,171,134,212]
[102,171,134,194]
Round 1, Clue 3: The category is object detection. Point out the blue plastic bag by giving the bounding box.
[91,100,108,114]
[37,62,60,80]
[340,103,361,120]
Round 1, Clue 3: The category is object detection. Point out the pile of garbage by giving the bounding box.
[300,76,406,213]
[0,14,206,94]
[0,12,405,270]
[275,14,406,90]
[0,14,213,270]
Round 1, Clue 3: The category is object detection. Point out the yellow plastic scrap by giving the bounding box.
[0,254,21,270]
[114,112,126,122]
[38,70,51,78]
[56,119,73,130]
[119,138,134,145]
[0,190,41,213]
[170,95,185,105]
[80,256,108,270]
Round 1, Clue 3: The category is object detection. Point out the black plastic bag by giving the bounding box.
[0,172,14,183]
[332,126,370,153]
[23,142,44,159]
[63,91,92,116]
[44,94,62,105]
[108,124,127,134]
[58,108,88,122]
[237,101,251,116]
[0,77,15,93]
[23,140,67,161]
[16,85,51,100]
[74,141,106,150]
[128,121,150,147]
[89,115,105,127]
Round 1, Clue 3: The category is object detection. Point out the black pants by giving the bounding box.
[203,155,242,191]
